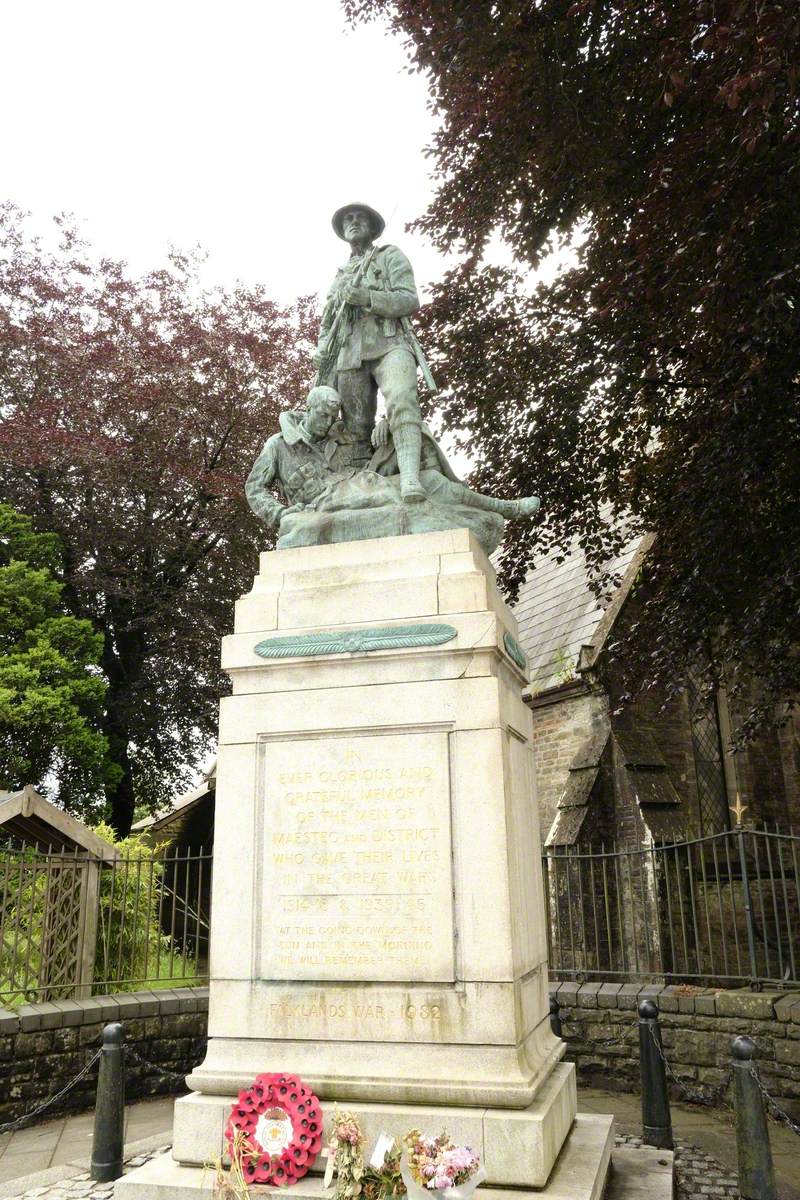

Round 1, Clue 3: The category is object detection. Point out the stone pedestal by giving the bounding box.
[117,528,612,1200]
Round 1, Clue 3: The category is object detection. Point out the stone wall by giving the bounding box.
[551,981,800,1111]
[0,988,208,1126]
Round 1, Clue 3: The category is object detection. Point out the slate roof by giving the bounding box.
[512,530,650,696]
[131,760,216,840]
[0,786,117,858]
[545,726,683,847]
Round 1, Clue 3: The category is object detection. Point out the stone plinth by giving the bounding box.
[118,528,614,1200]
[191,529,562,1113]
[171,1064,576,1187]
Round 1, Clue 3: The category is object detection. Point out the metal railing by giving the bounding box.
[543,825,800,989]
[0,843,212,1005]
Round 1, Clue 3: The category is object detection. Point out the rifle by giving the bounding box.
[400,316,438,394]
[314,245,378,387]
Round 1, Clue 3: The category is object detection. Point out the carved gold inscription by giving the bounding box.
[261,732,454,982]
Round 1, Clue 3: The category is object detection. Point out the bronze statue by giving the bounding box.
[313,203,429,504]
[246,387,539,554]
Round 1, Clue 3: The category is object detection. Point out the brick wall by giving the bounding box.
[551,981,800,1112]
[530,686,610,836]
[735,713,796,829]
[0,988,208,1126]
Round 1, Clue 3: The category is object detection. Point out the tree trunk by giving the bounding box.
[103,710,137,838]
[100,597,147,838]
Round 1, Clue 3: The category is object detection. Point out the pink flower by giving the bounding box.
[405,1129,480,1191]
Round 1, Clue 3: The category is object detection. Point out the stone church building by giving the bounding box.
[514,532,800,985]
[514,532,800,850]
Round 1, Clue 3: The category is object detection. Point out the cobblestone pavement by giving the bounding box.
[617,1133,739,1200]
[0,1137,746,1200]
[0,1148,169,1200]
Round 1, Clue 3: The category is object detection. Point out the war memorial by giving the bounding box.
[116,204,614,1200]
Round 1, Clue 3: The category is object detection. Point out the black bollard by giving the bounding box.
[550,995,563,1039]
[638,998,673,1150]
[732,1036,776,1200]
[90,1022,125,1182]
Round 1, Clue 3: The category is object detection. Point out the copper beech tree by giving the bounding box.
[0,204,317,835]
[345,0,800,731]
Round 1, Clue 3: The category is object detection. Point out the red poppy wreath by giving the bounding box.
[224,1072,323,1186]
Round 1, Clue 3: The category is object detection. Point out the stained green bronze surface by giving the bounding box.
[503,631,528,672]
[255,624,458,660]
[243,205,541,555]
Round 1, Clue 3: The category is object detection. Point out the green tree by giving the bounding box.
[344,0,800,731]
[0,204,317,832]
[0,503,117,817]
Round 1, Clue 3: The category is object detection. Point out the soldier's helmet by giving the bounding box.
[331,203,386,241]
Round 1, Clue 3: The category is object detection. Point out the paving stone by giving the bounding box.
[617,983,643,1010]
[577,982,603,1008]
[16,1006,44,1033]
[114,996,142,1022]
[693,992,718,1016]
[597,983,624,1009]
[714,990,780,1021]
[615,1134,738,1200]
[656,987,682,1013]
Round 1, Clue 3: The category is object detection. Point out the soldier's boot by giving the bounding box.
[393,422,427,504]
[457,488,541,518]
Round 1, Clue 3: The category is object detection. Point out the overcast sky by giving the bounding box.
[1,0,444,303]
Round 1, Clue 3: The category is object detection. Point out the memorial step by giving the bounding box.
[115,1112,614,1200]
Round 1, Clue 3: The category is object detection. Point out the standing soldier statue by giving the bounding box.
[313,203,434,504]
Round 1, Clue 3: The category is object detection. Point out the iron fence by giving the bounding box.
[543,825,800,989]
[0,843,211,1005]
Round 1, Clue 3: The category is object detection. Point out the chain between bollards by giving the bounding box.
[732,1035,777,1200]
[90,1022,125,1182]
[638,998,673,1150]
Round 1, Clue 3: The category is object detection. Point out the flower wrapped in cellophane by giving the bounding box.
[400,1131,486,1200]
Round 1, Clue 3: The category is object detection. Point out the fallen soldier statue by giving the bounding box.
[246,386,539,555]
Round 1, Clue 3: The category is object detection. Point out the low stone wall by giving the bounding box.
[551,981,800,1112]
[0,988,208,1127]
[5,981,800,1127]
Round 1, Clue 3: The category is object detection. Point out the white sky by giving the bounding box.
[2,0,584,793]
[1,0,445,302]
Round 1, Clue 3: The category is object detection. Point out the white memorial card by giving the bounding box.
[369,1132,396,1170]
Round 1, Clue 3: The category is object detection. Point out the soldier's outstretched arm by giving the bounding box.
[365,246,420,319]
